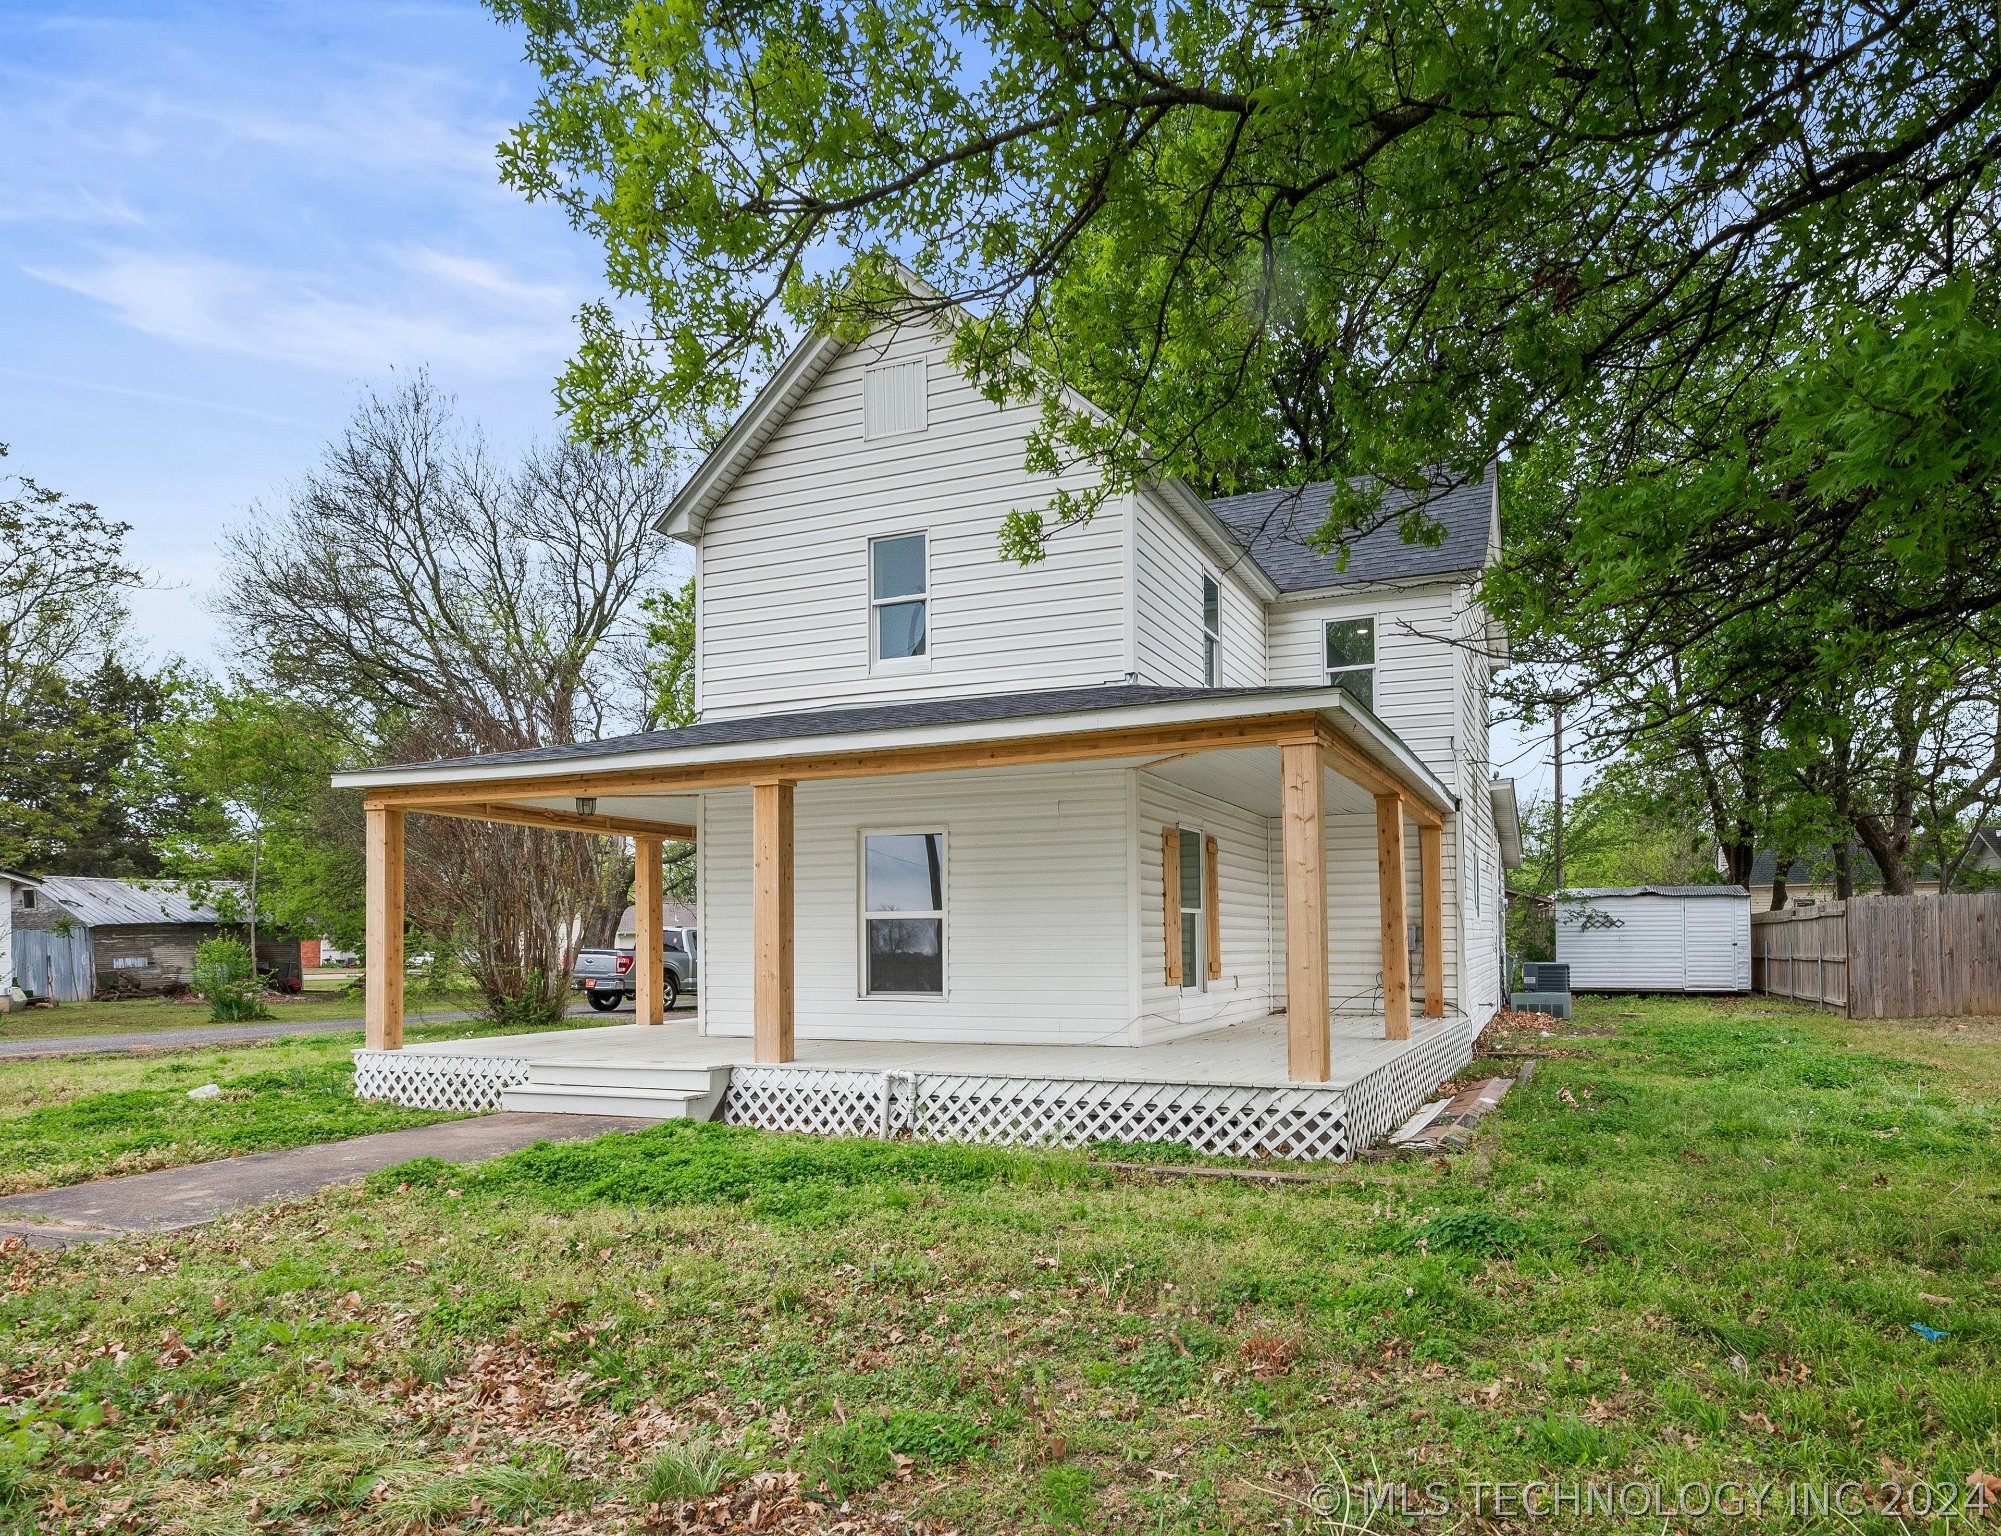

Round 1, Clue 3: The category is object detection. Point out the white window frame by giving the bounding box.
[868,531,930,674]
[858,827,948,999]
[1201,575,1221,687]
[1177,824,1206,991]
[1324,616,1376,708]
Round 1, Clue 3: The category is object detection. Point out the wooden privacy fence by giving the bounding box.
[1752,892,2001,1018]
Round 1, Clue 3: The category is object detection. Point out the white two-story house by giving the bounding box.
[338,315,1523,1160]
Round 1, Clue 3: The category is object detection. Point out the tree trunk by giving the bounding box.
[1833,842,1853,900]
[248,822,262,985]
[1851,812,1915,895]
[1769,851,1792,911]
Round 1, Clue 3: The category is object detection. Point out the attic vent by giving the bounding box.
[863,357,927,439]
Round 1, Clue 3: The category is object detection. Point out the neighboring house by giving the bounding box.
[337,301,1523,1159]
[0,869,32,1009]
[614,899,698,950]
[9,876,302,1001]
[1739,846,1943,913]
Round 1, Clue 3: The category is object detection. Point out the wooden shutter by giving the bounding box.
[1205,834,1222,979]
[1161,825,1182,985]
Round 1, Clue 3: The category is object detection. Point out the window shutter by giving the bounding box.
[1205,834,1222,979]
[1161,825,1182,985]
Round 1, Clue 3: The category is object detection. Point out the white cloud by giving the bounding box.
[0,185,144,227]
[26,248,580,377]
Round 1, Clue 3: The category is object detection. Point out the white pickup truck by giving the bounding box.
[570,926,698,1012]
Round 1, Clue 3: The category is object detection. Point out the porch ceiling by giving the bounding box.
[1139,744,1380,817]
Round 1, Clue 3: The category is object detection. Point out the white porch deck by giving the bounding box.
[355,1010,1478,1161]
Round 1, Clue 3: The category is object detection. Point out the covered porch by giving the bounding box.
[358,1009,1475,1161]
[336,685,1474,1158]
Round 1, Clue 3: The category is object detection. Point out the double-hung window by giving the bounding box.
[862,831,945,995]
[1324,617,1375,709]
[1201,576,1221,686]
[870,533,928,667]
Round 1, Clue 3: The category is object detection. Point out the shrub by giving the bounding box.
[190,937,270,1022]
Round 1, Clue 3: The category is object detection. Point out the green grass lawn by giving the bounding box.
[2,996,1997,1533]
[0,979,491,1040]
[0,1015,607,1194]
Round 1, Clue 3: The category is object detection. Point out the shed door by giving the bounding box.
[1680,902,1747,992]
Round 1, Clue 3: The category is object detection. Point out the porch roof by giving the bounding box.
[332,682,1456,818]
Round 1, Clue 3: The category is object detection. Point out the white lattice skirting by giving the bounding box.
[724,1021,1476,1162]
[353,1018,1476,1159]
[353,1049,532,1112]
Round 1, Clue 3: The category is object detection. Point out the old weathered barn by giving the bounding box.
[7,876,301,1001]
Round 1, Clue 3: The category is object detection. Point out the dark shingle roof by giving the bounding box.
[1206,470,1495,592]
[386,684,1322,773]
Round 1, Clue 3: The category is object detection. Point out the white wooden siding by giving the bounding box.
[697,325,1129,717]
[1135,771,1280,1044]
[697,764,1137,1044]
[1453,595,1503,1018]
[1268,585,1463,785]
[1132,489,1268,687]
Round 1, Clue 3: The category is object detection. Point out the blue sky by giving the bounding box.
[1,0,1560,794]
[0,0,614,667]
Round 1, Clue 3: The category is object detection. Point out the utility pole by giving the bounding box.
[1551,699,1565,892]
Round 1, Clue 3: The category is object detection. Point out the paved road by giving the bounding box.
[0,1112,652,1249]
[0,1000,689,1059]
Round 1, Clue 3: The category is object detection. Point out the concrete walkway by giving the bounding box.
[0,1112,651,1249]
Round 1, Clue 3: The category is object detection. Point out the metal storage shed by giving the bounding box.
[1554,885,1752,993]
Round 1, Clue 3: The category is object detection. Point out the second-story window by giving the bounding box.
[1325,617,1375,709]
[1201,576,1220,686]
[870,532,928,667]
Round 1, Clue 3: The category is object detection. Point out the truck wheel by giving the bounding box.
[663,974,681,1011]
[586,991,622,1012]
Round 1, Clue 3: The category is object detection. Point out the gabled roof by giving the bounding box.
[1206,469,1497,593]
[30,876,238,928]
[654,289,1486,600]
[658,332,845,542]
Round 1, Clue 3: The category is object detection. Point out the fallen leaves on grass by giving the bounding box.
[637,1471,930,1534]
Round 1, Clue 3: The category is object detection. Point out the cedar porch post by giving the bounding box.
[1280,741,1330,1082]
[364,804,405,1051]
[1376,792,1412,1041]
[1419,821,1445,1018]
[752,779,795,1063]
[633,833,665,1026]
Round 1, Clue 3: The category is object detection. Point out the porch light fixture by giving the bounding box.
[575,797,598,817]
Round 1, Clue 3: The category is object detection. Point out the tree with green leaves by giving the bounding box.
[640,578,696,730]
[491,0,1999,652]
[0,445,165,872]
[145,677,351,972]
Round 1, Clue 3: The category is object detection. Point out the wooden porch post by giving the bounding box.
[752,780,795,1063]
[364,804,405,1051]
[633,833,665,1026]
[1376,793,1411,1041]
[1281,741,1330,1082]
[1419,822,1444,1018]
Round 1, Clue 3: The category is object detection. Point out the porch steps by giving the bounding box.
[498,1063,731,1122]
